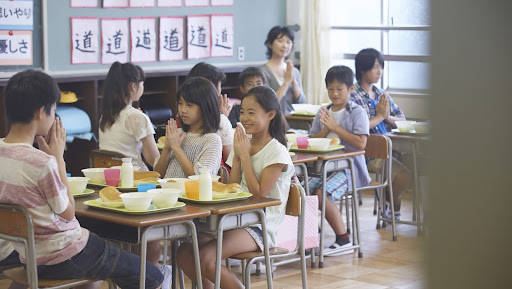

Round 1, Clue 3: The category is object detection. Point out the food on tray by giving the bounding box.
[167,179,177,183]
[133,171,160,182]
[330,137,340,145]
[158,136,165,145]
[212,182,242,194]
[99,186,122,203]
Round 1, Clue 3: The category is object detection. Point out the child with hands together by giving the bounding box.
[154,77,222,178]
[307,66,372,254]
[177,86,294,289]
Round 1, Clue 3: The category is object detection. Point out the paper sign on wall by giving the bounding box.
[71,17,99,64]
[159,16,183,61]
[103,0,128,8]
[70,0,98,8]
[130,0,155,7]
[211,14,233,58]
[130,17,156,63]
[187,15,210,59]
[101,18,128,64]
[0,0,33,30]
[0,30,32,65]
[211,0,233,6]
[184,0,208,7]
[157,0,181,7]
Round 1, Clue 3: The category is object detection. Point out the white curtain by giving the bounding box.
[300,0,331,105]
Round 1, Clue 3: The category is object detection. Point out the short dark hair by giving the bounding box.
[325,65,354,88]
[100,61,145,131]
[5,69,60,124]
[186,62,226,86]
[177,77,220,135]
[241,86,287,147]
[264,26,294,59]
[239,67,267,86]
[355,48,384,82]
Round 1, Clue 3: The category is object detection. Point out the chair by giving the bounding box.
[218,166,229,184]
[0,203,116,289]
[230,183,308,289]
[353,134,397,241]
[89,149,125,168]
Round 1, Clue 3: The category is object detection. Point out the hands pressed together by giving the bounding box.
[219,93,230,116]
[36,117,66,159]
[319,108,338,132]
[376,93,390,120]
[233,124,251,162]
[164,119,185,151]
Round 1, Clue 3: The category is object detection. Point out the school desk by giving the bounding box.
[298,149,366,268]
[385,132,431,235]
[74,191,210,289]
[189,196,282,289]
[285,114,315,131]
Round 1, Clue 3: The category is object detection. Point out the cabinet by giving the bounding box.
[0,66,247,175]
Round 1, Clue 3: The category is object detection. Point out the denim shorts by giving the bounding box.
[0,250,21,266]
[244,226,264,251]
[36,233,163,289]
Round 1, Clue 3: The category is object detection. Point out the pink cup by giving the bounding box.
[104,169,121,187]
[296,136,309,149]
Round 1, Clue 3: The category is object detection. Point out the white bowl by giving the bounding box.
[111,165,141,171]
[81,168,107,184]
[188,175,221,182]
[120,192,154,211]
[158,178,188,192]
[307,138,331,150]
[285,133,308,145]
[68,177,90,194]
[412,122,430,133]
[291,104,321,115]
[148,188,181,208]
[395,120,416,133]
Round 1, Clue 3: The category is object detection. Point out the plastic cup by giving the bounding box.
[138,183,157,192]
[296,136,309,149]
[104,169,121,187]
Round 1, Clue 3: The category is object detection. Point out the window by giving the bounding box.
[329,0,431,93]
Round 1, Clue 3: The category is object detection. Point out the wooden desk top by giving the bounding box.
[308,149,365,161]
[285,115,315,121]
[385,132,431,142]
[185,196,282,215]
[292,152,318,164]
[75,191,211,227]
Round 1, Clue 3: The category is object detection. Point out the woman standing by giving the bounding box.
[259,26,306,115]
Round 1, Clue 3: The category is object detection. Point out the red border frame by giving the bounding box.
[101,18,129,65]
[103,0,129,8]
[71,17,99,65]
[159,16,184,62]
[210,14,234,58]
[184,0,208,7]
[70,0,99,8]
[210,0,233,7]
[157,0,182,7]
[130,17,157,63]
[186,14,211,59]
[129,0,155,8]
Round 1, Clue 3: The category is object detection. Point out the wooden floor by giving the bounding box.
[0,189,425,289]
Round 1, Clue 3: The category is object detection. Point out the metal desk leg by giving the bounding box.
[187,220,203,289]
[257,209,273,289]
[318,160,328,268]
[140,230,149,289]
[349,158,363,258]
[294,162,316,267]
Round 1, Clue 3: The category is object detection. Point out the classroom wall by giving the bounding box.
[45,0,286,73]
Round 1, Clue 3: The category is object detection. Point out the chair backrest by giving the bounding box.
[364,134,391,160]
[0,203,38,289]
[89,149,125,168]
[286,183,302,217]
[218,166,229,184]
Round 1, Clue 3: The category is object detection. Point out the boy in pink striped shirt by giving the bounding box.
[0,70,163,289]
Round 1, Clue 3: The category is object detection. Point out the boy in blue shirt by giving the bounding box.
[308,66,371,254]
